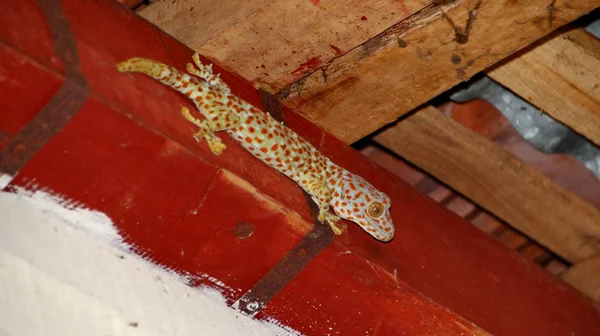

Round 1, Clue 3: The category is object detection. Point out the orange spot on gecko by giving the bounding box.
[245,137,253,144]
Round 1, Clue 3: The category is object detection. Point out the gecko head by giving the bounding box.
[332,173,394,242]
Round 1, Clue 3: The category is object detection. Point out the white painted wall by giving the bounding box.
[0,176,300,336]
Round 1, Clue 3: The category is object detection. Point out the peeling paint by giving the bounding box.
[0,184,303,336]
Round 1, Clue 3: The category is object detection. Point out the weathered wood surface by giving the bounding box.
[140,1,598,143]
[563,254,600,302]
[277,0,600,143]
[440,99,600,210]
[374,106,600,263]
[139,0,431,90]
[139,0,274,52]
[489,27,600,147]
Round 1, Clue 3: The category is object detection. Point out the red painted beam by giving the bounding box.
[1,0,599,335]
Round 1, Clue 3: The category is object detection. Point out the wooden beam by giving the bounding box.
[277,1,599,143]
[139,0,431,91]
[488,28,600,147]
[562,254,600,302]
[374,106,600,263]
[141,1,598,143]
[139,0,275,50]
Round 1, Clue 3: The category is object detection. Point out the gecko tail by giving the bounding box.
[117,57,182,88]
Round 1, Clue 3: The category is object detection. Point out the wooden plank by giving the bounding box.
[374,106,600,263]
[488,28,600,147]
[139,0,431,91]
[278,1,600,143]
[562,254,600,302]
[138,0,275,49]
[440,100,600,209]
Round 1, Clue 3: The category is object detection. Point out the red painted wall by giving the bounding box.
[1,0,599,335]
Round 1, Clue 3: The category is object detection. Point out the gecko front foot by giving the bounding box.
[318,211,343,235]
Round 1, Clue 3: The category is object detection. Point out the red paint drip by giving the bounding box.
[309,0,320,5]
[329,44,343,56]
[395,0,409,13]
[291,57,322,75]
[360,16,368,21]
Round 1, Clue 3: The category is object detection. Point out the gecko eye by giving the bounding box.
[367,202,384,218]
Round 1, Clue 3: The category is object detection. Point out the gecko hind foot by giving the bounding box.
[205,134,227,155]
[182,107,227,155]
[190,130,227,155]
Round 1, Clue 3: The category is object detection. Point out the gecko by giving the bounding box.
[116,53,394,242]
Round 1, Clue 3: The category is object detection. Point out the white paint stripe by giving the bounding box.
[0,187,302,336]
[0,173,13,189]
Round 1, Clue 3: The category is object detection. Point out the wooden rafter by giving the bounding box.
[488,27,600,147]
[562,254,600,302]
[374,106,600,263]
[140,1,599,143]
[140,0,432,91]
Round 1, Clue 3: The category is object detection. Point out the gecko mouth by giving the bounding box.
[376,212,395,242]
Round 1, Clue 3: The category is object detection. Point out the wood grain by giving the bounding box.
[562,254,600,302]
[139,0,275,49]
[278,0,600,143]
[140,0,430,91]
[374,106,600,263]
[489,28,600,147]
